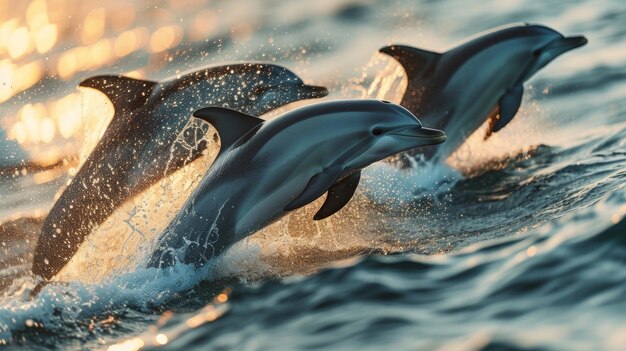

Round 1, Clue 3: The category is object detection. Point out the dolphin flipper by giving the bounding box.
[284,165,344,211]
[79,75,157,112]
[313,171,361,220]
[193,107,264,156]
[492,84,524,133]
[379,45,440,80]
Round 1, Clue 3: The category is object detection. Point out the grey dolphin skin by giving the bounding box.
[380,23,587,161]
[147,100,446,268]
[32,63,328,280]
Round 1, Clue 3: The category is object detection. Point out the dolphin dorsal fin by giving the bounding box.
[379,45,441,80]
[192,107,264,155]
[79,75,157,112]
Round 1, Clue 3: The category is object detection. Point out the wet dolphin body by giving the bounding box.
[32,63,328,280]
[147,100,446,268]
[380,23,587,162]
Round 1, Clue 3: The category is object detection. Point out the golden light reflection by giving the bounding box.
[4,90,88,166]
[185,303,228,329]
[190,9,218,41]
[185,314,205,328]
[81,7,106,44]
[9,121,27,144]
[0,19,19,56]
[230,22,254,42]
[52,93,82,139]
[30,145,62,166]
[56,51,78,80]
[110,4,136,32]
[123,69,144,79]
[204,309,219,322]
[97,303,229,351]
[611,205,626,224]
[107,337,144,351]
[0,59,42,102]
[155,333,169,345]
[7,26,33,59]
[0,83,110,183]
[19,103,46,144]
[15,60,44,91]
[1,0,221,168]
[89,38,113,68]
[40,117,56,143]
[216,293,229,303]
[56,35,138,81]
[114,27,148,58]
[26,0,49,31]
[33,167,63,185]
[149,25,183,53]
[0,59,15,103]
[157,310,174,325]
[34,23,57,53]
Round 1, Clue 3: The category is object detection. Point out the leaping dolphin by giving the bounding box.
[32,63,328,280]
[147,100,446,268]
[380,23,587,161]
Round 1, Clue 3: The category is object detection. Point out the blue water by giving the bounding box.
[1,0,626,350]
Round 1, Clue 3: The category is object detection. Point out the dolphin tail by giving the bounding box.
[79,75,157,112]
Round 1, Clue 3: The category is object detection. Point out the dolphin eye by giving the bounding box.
[533,49,541,57]
[372,127,383,136]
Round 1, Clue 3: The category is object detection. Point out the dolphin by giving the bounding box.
[32,63,328,280]
[147,100,446,268]
[379,23,587,161]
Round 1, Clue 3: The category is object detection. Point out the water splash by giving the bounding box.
[0,262,226,344]
[54,130,219,283]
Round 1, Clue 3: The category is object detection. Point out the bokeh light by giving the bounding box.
[0,0,221,169]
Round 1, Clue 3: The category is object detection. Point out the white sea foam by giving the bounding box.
[0,263,213,341]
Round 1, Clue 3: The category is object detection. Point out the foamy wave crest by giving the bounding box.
[0,263,216,342]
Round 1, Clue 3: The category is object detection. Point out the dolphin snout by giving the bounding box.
[563,35,588,49]
[300,84,329,99]
[545,35,588,55]
[390,126,447,145]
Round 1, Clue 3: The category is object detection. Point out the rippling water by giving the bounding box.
[1,0,626,350]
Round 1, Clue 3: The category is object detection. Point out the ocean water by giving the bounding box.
[1,0,626,350]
